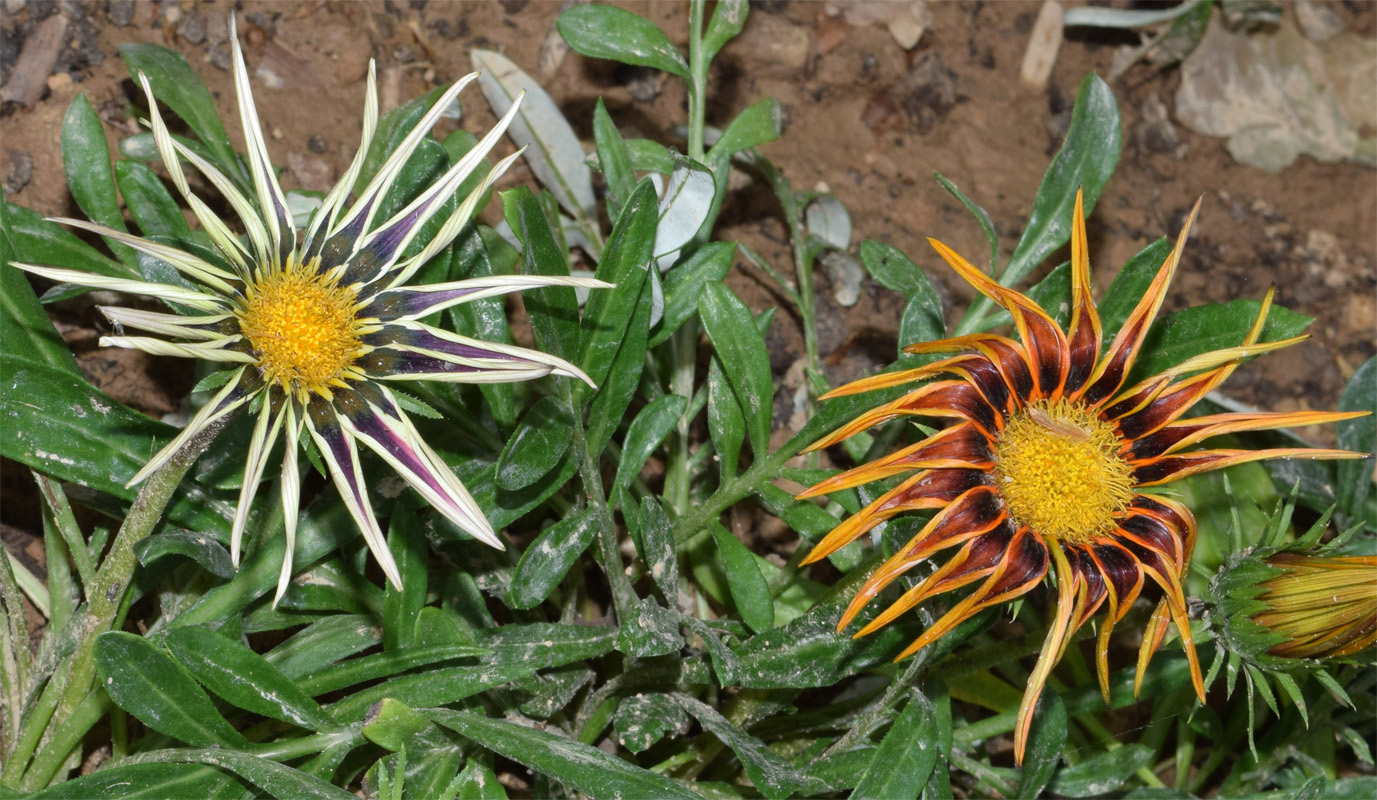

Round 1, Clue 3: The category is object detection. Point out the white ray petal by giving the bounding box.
[386,321,596,385]
[374,274,613,322]
[330,73,481,244]
[230,14,294,261]
[53,217,240,294]
[304,62,378,253]
[274,402,304,607]
[100,336,256,363]
[230,400,288,567]
[98,307,233,341]
[127,369,251,486]
[305,411,403,590]
[138,73,260,275]
[12,262,228,311]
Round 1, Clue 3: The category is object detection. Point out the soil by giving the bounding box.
[2,2,1374,573]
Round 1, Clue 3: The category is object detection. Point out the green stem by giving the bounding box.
[665,323,698,517]
[18,416,230,789]
[567,386,636,623]
[686,0,707,163]
[19,689,110,791]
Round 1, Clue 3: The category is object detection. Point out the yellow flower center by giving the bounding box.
[239,257,362,397]
[993,398,1134,545]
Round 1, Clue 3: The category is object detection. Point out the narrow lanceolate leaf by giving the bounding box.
[703,0,749,60]
[163,626,338,732]
[426,709,703,800]
[1095,238,1171,342]
[557,5,688,77]
[508,510,597,610]
[707,97,781,170]
[503,187,580,360]
[26,763,248,800]
[384,505,429,651]
[497,395,575,491]
[852,690,940,800]
[116,160,193,239]
[699,282,774,456]
[473,50,596,222]
[1337,356,1375,524]
[707,356,747,481]
[119,43,239,181]
[62,93,137,267]
[1001,73,1120,289]
[127,749,358,800]
[7,202,139,284]
[1015,693,1067,799]
[593,99,635,217]
[94,632,248,747]
[0,227,79,374]
[613,395,687,493]
[649,241,735,347]
[709,522,774,634]
[668,694,813,800]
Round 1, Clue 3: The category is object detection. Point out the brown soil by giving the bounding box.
[3,1,1374,521]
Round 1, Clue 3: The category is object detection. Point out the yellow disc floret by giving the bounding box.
[994,398,1134,545]
[239,256,362,398]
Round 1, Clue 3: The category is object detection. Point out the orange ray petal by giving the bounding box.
[1015,545,1082,765]
[797,425,993,500]
[1080,195,1203,407]
[1065,188,1102,395]
[1134,447,1368,487]
[819,354,982,400]
[805,381,997,452]
[1132,409,1369,459]
[906,333,1036,403]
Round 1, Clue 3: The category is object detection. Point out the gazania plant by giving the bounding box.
[797,190,1366,761]
[13,18,606,602]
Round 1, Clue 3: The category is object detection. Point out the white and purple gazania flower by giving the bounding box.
[12,19,606,601]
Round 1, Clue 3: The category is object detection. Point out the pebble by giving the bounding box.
[206,43,230,71]
[177,10,206,45]
[108,0,136,27]
[3,151,34,197]
[287,152,333,193]
[1,13,69,105]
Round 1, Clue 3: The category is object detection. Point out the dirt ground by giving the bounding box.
[2,0,1375,529]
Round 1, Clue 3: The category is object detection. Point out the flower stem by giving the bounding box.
[16,416,230,789]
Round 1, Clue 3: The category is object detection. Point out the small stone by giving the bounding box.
[177,10,206,45]
[896,51,957,134]
[287,152,333,193]
[46,72,73,92]
[334,42,371,86]
[2,14,69,105]
[499,0,529,11]
[3,151,34,197]
[162,3,181,26]
[271,127,284,141]
[108,0,136,27]
[206,43,231,71]
[624,65,661,102]
[308,135,327,154]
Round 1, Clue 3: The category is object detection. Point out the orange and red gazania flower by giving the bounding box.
[797,191,1366,762]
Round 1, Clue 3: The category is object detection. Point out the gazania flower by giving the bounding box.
[797,190,1366,762]
[1253,553,1377,660]
[12,18,605,602]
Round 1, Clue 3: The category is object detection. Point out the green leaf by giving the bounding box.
[649,241,735,348]
[452,759,509,800]
[448,226,518,429]
[669,694,812,800]
[851,691,940,800]
[131,749,358,800]
[614,692,688,754]
[95,631,248,747]
[860,239,935,301]
[330,663,538,723]
[592,99,635,218]
[384,505,428,651]
[935,172,998,272]
[116,160,193,240]
[6,202,138,283]
[134,530,234,579]
[709,522,774,633]
[294,642,487,698]
[0,359,235,537]
[358,84,448,189]
[1337,357,1375,525]
[62,93,136,266]
[613,396,686,493]
[626,138,677,174]
[703,0,749,62]
[578,179,658,452]
[1001,73,1120,290]
[707,97,782,167]
[1047,744,1155,797]
[0,227,79,374]
[119,43,239,181]
[163,626,338,731]
[264,613,383,680]
[508,510,597,610]
[640,497,680,601]
[503,187,579,360]
[496,395,574,491]
[556,5,688,77]
[27,763,248,799]
[699,282,774,456]
[426,709,702,800]
[1130,298,1313,385]
[1097,237,1171,342]
[1015,693,1066,798]
[617,597,685,657]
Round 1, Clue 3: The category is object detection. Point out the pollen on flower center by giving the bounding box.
[994,398,1134,545]
[239,258,362,395]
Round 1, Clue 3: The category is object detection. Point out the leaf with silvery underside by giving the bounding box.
[557,5,688,77]
[507,510,596,610]
[654,159,715,270]
[95,631,249,747]
[426,709,703,800]
[472,50,596,228]
[62,93,137,267]
[119,43,241,184]
[162,626,339,732]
